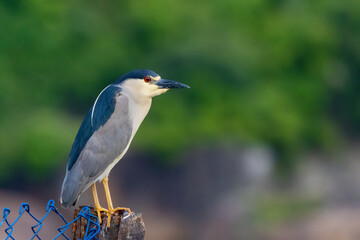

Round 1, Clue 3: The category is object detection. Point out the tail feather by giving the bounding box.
[60,169,87,208]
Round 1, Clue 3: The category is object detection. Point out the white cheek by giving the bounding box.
[148,88,168,97]
[157,89,169,95]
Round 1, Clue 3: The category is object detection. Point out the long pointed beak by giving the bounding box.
[156,79,190,89]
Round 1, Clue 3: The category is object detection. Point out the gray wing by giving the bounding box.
[60,86,133,207]
[67,84,122,171]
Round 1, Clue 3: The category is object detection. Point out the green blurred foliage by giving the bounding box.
[253,195,320,227]
[0,0,359,181]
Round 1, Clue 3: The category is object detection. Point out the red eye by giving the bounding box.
[144,77,151,83]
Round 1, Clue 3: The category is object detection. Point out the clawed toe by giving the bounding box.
[113,207,132,215]
[95,207,109,224]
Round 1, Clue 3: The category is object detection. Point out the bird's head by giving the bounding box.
[115,69,189,98]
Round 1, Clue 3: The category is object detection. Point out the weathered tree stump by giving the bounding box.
[73,206,145,240]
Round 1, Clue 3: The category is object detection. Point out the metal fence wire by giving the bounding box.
[0,200,100,240]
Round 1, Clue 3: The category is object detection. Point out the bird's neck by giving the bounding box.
[123,92,152,137]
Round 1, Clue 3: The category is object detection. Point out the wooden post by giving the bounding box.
[73,207,145,240]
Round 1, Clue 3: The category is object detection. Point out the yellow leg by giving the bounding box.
[91,183,108,224]
[102,177,132,227]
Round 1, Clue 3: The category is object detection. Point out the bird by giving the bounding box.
[59,69,189,226]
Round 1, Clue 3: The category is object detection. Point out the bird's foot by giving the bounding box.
[105,207,132,227]
[112,207,132,215]
[94,206,109,224]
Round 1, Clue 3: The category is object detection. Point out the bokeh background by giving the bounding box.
[1,0,360,239]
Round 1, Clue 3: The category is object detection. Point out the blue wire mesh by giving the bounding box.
[0,200,100,240]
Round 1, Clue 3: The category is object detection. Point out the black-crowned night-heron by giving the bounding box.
[60,69,189,225]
